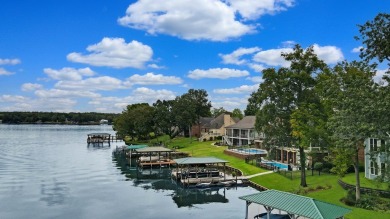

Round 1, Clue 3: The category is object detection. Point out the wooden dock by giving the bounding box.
[139,159,176,168]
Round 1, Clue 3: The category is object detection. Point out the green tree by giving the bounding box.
[355,13,390,68]
[324,61,377,201]
[211,107,227,118]
[153,99,179,139]
[232,108,244,120]
[254,45,327,187]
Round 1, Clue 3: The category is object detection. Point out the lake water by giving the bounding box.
[0,124,261,219]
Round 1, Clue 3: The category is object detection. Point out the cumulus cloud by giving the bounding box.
[248,63,266,72]
[210,96,249,111]
[374,69,389,84]
[118,0,254,41]
[118,0,294,41]
[0,58,21,65]
[246,76,264,83]
[351,46,363,53]
[35,89,101,99]
[0,98,78,112]
[0,94,28,102]
[253,48,293,67]
[44,67,95,81]
[188,68,249,79]
[148,63,165,69]
[252,44,344,67]
[312,44,343,64]
[213,84,259,94]
[55,76,126,91]
[125,72,183,85]
[67,37,153,68]
[21,83,43,91]
[220,47,261,65]
[0,67,14,75]
[226,0,294,20]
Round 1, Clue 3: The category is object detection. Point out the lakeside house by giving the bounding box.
[224,116,264,147]
[365,138,389,180]
[191,113,239,141]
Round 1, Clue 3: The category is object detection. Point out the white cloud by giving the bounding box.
[0,67,14,75]
[351,46,363,53]
[55,76,126,91]
[0,58,21,65]
[248,63,266,72]
[0,95,28,102]
[281,40,296,48]
[220,47,261,65]
[213,84,259,94]
[252,44,344,67]
[246,76,264,83]
[21,83,43,91]
[118,0,254,41]
[88,87,177,112]
[210,96,249,111]
[148,63,165,69]
[188,68,249,79]
[312,44,343,64]
[44,67,95,81]
[0,98,77,112]
[67,37,153,68]
[253,48,293,67]
[125,72,183,85]
[374,69,389,84]
[35,89,101,99]
[226,0,294,20]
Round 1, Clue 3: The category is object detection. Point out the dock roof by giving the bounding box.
[126,145,148,150]
[174,157,229,165]
[239,190,351,219]
[87,133,111,136]
[135,146,172,153]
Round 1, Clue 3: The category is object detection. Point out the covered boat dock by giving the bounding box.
[135,146,175,168]
[239,189,351,219]
[172,157,230,186]
[87,133,111,146]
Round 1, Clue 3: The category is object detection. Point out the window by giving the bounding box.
[370,138,378,152]
[370,161,378,175]
[381,163,386,174]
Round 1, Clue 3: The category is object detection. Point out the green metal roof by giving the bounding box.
[174,157,229,165]
[135,146,172,153]
[126,145,148,150]
[239,190,351,219]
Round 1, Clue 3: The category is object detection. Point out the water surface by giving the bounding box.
[0,124,261,219]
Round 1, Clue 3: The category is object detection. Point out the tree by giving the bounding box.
[153,99,179,139]
[211,107,227,118]
[232,108,244,120]
[245,90,262,116]
[355,13,390,67]
[253,45,328,187]
[113,103,154,140]
[180,89,212,136]
[323,61,377,201]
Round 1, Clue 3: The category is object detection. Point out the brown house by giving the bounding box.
[191,113,239,141]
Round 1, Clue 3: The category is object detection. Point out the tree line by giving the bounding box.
[112,89,244,141]
[0,111,119,125]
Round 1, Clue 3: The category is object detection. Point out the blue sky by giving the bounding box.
[0,0,389,113]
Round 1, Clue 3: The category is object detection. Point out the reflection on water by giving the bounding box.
[0,124,260,219]
[40,179,69,206]
[112,152,232,208]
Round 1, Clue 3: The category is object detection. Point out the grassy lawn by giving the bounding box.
[342,172,389,190]
[144,136,389,218]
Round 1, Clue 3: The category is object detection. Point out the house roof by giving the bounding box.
[174,157,229,165]
[225,116,256,129]
[239,190,351,219]
[199,113,239,130]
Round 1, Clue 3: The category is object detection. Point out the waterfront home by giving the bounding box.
[224,116,264,147]
[365,137,389,180]
[191,113,239,141]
